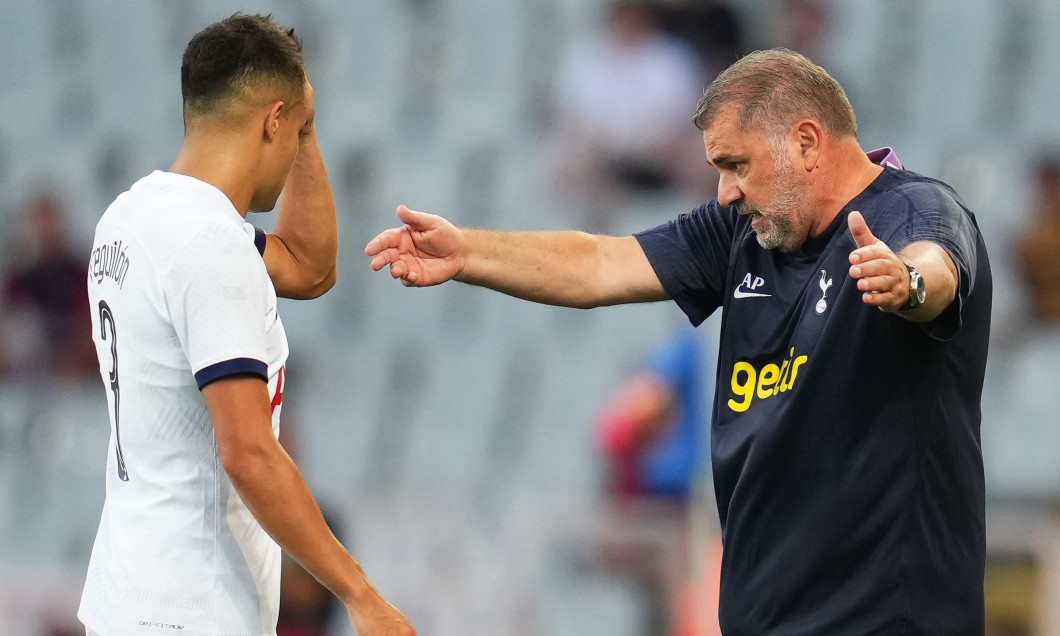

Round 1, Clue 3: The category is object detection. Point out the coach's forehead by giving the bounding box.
[703,106,763,164]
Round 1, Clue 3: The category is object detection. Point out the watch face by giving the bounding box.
[911,270,925,304]
[903,266,925,310]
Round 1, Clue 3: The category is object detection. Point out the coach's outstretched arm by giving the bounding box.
[266,80,338,300]
[365,205,668,308]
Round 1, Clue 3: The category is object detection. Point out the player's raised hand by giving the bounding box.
[299,78,316,138]
[365,205,463,287]
[847,210,910,312]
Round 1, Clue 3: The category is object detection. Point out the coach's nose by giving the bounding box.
[718,171,742,208]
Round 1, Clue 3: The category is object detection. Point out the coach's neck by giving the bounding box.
[170,119,264,217]
[805,133,884,239]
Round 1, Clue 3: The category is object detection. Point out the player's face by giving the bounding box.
[704,109,812,252]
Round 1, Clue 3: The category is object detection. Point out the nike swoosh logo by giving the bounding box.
[733,288,772,299]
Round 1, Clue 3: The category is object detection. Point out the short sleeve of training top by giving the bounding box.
[164,222,269,388]
[633,200,737,326]
[867,172,983,340]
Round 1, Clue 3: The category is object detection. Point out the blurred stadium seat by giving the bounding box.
[4,1,1060,634]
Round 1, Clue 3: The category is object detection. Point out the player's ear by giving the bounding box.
[262,101,285,143]
[794,119,823,173]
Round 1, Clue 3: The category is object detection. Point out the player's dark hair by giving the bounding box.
[692,48,856,138]
[181,13,304,119]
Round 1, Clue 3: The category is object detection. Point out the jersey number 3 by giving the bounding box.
[98,300,130,481]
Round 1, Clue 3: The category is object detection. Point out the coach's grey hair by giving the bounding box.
[692,48,857,139]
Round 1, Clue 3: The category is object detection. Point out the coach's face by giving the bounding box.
[704,107,812,252]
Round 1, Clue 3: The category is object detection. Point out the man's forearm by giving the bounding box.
[896,241,959,323]
[455,229,666,308]
[454,228,601,307]
[272,130,338,297]
[225,441,373,606]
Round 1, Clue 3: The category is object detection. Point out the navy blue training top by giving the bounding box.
[635,164,992,635]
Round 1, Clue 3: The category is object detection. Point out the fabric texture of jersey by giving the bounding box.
[635,160,992,635]
[80,171,289,636]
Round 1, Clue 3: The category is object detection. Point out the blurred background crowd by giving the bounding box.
[0,0,1058,634]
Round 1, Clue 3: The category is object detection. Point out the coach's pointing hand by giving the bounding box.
[847,210,912,313]
[365,205,463,287]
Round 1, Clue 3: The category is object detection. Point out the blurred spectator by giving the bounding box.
[1014,155,1060,324]
[779,0,832,62]
[592,325,713,635]
[596,326,709,501]
[655,0,744,81]
[548,0,710,232]
[0,190,94,380]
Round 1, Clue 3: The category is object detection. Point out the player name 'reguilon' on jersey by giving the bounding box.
[89,239,131,288]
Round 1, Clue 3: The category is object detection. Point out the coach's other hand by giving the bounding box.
[847,210,912,313]
[365,205,463,287]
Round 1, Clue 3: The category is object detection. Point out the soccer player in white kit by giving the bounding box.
[80,14,414,636]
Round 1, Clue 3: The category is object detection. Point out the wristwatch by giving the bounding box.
[900,264,926,311]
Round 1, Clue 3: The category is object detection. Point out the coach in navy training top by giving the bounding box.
[636,162,990,633]
[367,48,992,635]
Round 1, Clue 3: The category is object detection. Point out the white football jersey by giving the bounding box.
[79,171,289,636]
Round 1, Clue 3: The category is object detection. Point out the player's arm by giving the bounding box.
[202,376,414,636]
[847,211,958,322]
[365,205,669,308]
[264,81,338,300]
